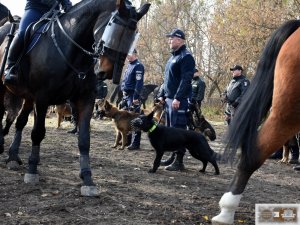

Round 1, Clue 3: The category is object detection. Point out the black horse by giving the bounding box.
[110,83,158,109]
[0,0,150,196]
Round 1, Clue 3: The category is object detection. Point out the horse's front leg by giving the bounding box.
[77,101,98,196]
[6,99,34,170]
[24,102,47,184]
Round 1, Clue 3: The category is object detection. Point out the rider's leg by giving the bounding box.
[4,9,45,85]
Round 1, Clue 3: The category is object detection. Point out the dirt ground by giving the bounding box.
[0,113,299,225]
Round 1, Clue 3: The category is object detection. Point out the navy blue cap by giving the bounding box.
[166,28,185,40]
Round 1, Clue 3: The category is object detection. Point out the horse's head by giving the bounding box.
[95,0,150,84]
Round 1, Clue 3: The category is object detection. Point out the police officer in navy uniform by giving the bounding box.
[4,0,73,85]
[158,28,195,171]
[222,64,250,125]
[191,68,206,116]
[120,49,144,150]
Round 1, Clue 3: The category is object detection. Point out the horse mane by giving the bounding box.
[64,0,116,21]
[223,20,300,166]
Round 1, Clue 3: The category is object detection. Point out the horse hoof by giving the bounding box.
[7,161,21,170]
[81,186,99,196]
[211,221,231,225]
[24,173,39,184]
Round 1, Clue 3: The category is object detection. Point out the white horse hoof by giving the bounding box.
[211,221,230,225]
[211,216,233,225]
[7,161,21,170]
[81,186,99,196]
[24,173,39,184]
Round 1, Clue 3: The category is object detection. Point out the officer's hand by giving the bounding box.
[133,99,139,105]
[172,99,180,110]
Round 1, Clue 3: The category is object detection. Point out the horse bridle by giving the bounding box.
[95,11,138,84]
[51,10,138,83]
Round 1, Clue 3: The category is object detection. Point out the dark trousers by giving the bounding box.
[165,98,188,156]
[123,94,141,147]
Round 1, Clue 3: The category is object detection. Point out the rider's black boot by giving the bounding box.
[3,35,23,85]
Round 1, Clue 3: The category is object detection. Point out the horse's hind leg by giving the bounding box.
[212,159,261,224]
[212,115,299,224]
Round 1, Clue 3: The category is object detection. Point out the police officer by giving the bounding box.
[191,68,206,116]
[222,64,250,125]
[120,49,144,150]
[158,28,195,171]
[4,0,73,85]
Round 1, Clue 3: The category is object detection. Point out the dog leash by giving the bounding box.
[157,108,165,124]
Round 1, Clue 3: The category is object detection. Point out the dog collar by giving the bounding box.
[148,124,157,133]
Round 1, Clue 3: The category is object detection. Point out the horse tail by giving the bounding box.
[223,20,300,165]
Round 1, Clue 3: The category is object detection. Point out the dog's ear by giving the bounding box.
[104,100,112,110]
[148,111,154,120]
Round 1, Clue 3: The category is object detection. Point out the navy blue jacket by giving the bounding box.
[159,45,195,101]
[25,0,72,13]
[121,59,144,100]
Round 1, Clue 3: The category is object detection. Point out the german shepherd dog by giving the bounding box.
[99,100,140,150]
[55,103,72,128]
[131,111,220,174]
[280,135,299,163]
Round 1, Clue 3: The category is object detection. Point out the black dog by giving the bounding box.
[131,111,220,174]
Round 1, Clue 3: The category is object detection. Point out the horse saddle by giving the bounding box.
[24,20,51,54]
[24,10,62,54]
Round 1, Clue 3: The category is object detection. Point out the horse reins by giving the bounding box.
[50,12,111,79]
[49,15,95,79]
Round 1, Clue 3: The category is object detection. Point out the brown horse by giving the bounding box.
[212,20,300,224]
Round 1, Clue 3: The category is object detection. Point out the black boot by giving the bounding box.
[3,34,23,85]
[165,153,185,171]
[160,152,176,166]
[289,146,299,164]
